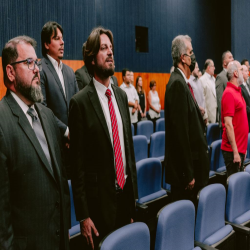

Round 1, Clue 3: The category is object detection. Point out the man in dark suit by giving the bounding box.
[164,35,210,203]
[241,64,250,131]
[216,51,234,125]
[75,42,118,90]
[69,27,137,250]
[40,21,79,178]
[0,36,70,250]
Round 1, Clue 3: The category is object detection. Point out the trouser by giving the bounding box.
[222,150,245,178]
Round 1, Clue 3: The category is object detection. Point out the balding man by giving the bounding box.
[240,64,250,131]
[241,59,250,87]
[221,61,248,177]
[216,51,234,126]
[199,59,217,124]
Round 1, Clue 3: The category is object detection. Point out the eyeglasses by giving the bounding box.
[10,58,42,71]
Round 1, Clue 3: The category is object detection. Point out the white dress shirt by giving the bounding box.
[93,77,126,177]
[120,82,139,124]
[10,91,36,128]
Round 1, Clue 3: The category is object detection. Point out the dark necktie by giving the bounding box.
[187,82,196,101]
[27,107,52,170]
[105,89,125,189]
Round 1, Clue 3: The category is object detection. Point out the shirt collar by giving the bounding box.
[189,75,197,82]
[177,68,188,83]
[121,82,132,88]
[205,72,213,79]
[223,68,227,73]
[10,91,36,115]
[93,77,113,96]
[227,82,241,93]
[47,54,63,70]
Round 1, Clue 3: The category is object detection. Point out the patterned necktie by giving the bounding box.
[27,107,52,171]
[105,89,125,189]
[187,82,196,101]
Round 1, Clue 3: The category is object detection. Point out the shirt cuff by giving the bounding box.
[64,127,69,138]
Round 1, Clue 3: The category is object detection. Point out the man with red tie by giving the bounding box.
[69,27,138,250]
[164,35,209,204]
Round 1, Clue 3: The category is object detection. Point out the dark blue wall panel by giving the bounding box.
[1,0,231,73]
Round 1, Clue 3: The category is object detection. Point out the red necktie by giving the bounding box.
[105,89,125,189]
[187,82,196,101]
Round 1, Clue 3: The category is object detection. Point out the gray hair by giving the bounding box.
[2,36,37,83]
[171,35,191,67]
[204,59,213,70]
[227,61,238,81]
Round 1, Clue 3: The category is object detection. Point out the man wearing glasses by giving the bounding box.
[40,21,79,179]
[0,36,70,250]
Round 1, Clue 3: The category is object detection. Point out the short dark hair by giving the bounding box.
[82,42,87,61]
[241,59,249,65]
[41,21,63,57]
[222,50,231,64]
[122,68,130,77]
[2,36,37,83]
[150,80,156,89]
[84,27,114,76]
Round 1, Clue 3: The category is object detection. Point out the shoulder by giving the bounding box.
[113,84,127,98]
[62,63,74,75]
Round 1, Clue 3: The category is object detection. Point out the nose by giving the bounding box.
[107,47,113,56]
[60,38,64,44]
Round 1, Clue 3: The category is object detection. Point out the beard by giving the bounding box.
[237,74,244,86]
[94,57,115,79]
[15,74,43,103]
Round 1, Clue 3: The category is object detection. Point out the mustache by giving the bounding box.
[32,73,40,82]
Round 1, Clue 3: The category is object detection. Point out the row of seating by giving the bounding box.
[100,172,250,250]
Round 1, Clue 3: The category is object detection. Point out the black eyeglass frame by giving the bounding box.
[10,58,42,71]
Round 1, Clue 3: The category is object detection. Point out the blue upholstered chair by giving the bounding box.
[210,139,226,173]
[160,110,164,118]
[68,180,80,239]
[226,172,250,249]
[99,222,150,250]
[137,120,154,144]
[206,123,220,149]
[195,184,236,249]
[149,131,165,162]
[133,135,148,163]
[245,164,250,174]
[244,134,250,165]
[155,200,202,250]
[131,123,134,136]
[155,118,165,132]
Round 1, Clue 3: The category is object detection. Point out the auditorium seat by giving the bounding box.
[149,131,165,162]
[131,123,134,136]
[99,222,150,250]
[133,135,148,162]
[137,120,154,144]
[155,118,165,132]
[136,158,168,222]
[245,164,250,174]
[206,123,220,150]
[226,172,250,250]
[68,180,80,239]
[195,184,236,249]
[160,110,164,118]
[244,134,250,165]
[210,140,226,173]
[155,200,215,250]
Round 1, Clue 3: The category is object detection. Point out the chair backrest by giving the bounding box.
[206,123,220,147]
[210,139,224,171]
[226,172,250,223]
[68,180,80,237]
[245,164,250,174]
[195,184,226,243]
[155,118,165,132]
[131,123,134,136]
[100,222,150,250]
[149,131,165,158]
[160,110,165,118]
[247,133,250,158]
[133,135,148,162]
[155,200,196,250]
[137,120,154,142]
[136,158,162,201]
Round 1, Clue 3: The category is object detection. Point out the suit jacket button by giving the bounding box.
[56,230,60,236]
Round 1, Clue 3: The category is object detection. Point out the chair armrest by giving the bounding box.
[215,172,226,176]
[225,221,250,234]
[136,202,148,211]
[195,241,219,250]
[143,194,168,206]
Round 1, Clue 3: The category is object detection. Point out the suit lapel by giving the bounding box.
[62,65,70,106]
[44,57,67,103]
[35,104,61,180]
[88,81,112,146]
[5,93,56,181]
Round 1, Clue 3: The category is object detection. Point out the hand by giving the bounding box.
[199,107,205,116]
[130,218,134,223]
[132,108,136,114]
[80,218,99,250]
[143,112,146,117]
[233,152,241,168]
[204,119,208,125]
[185,178,195,190]
[65,132,70,149]
[134,103,138,109]
[245,151,247,161]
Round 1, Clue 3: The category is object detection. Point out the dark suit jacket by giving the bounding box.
[0,91,70,250]
[40,56,79,136]
[164,68,209,187]
[240,84,250,131]
[75,65,91,90]
[216,69,228,125]
[69,80,138,235]
[111,75,118,86]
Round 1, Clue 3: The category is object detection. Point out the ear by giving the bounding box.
[6,65,16,82]
[181,54,185,64]
[44,43,50,50]
[91,56,95,66]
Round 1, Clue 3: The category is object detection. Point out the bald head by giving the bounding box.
[242,64,249,82]
[227,60,243,86]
